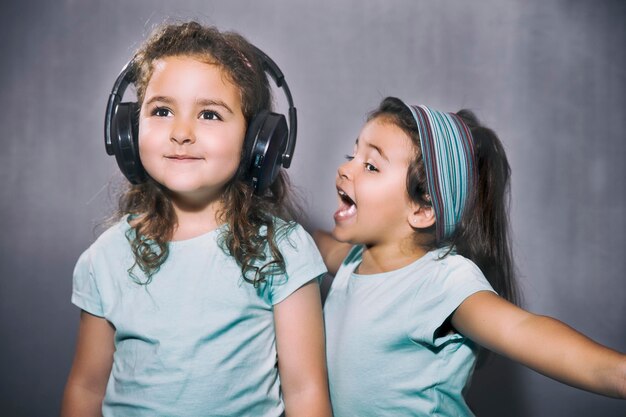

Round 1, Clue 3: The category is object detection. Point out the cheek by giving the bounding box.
[360,175,408,214]
[214,140,243,158]
[205,125,246,159]
[216,145,243,175]
[137,120,161,155]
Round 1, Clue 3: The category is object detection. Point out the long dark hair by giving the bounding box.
[369,97,518,305]
[118,21,297,286]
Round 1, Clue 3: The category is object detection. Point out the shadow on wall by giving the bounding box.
[321,274,529,415]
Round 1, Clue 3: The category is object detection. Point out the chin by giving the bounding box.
[165,185,205,196]
[331,226,358,245]
[163,183,221,202]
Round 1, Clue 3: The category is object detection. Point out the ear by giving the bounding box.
[407,202,436,229]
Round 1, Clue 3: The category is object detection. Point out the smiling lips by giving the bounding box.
[334,188,357,222]
[164,154,203,162]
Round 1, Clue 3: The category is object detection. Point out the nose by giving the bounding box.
[170,117,195,145]
[337,158,352,180]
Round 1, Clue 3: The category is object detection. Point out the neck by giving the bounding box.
[170,193,224,241]
[358,238,429,275]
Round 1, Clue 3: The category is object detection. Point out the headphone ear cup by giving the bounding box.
[243,110,288,193]
[111,102,146,184]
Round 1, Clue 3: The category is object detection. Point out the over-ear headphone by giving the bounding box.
[104,45,297,194]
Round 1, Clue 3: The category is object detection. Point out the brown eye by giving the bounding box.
[200,110,222,121]
[364,163,378,172]
[152,107,171,117]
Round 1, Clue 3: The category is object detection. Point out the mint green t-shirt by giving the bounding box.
[324,246,495,417]
[72,218,326,417]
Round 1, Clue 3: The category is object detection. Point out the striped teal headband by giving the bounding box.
[403,103,477,240]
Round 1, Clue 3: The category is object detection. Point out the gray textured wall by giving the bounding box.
[1,0,624,415]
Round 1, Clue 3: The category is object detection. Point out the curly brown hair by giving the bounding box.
[118,21,297,286]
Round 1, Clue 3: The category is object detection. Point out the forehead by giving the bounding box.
[358,118,416,161]
[144,56,242,106]
[147,56,230,86]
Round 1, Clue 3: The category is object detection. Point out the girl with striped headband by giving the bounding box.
[315,96,626,416]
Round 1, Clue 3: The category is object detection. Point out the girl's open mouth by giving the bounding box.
[334,189,357,222]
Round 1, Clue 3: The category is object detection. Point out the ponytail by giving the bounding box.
[452,110,519,305]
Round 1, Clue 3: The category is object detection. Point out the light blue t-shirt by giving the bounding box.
[324,246,495,417]
[72,218,326,417]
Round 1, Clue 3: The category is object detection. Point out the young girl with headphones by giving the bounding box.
[61,22,331,417]
[316,97,626,416]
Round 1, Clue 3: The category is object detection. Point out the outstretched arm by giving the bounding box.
[451,291,626,398]
[60,311,115,417]
[313,230,351,276]
[274,279,332,417]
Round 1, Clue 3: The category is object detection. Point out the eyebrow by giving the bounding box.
[355,138,389,162]
[144,96,234,114]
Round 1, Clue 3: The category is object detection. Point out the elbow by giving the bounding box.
[283,386,332,417]
[282,375,332,417]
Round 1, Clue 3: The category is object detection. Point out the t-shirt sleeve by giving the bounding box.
[266,224,327,305]
[71,248,105,317]
[407,256,495,347]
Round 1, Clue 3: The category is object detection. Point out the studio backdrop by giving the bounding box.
[0,0,624,416]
